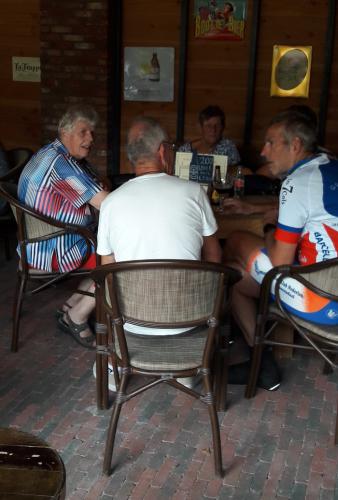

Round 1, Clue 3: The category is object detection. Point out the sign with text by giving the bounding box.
[189,153,214,183]
[12,57,41,82]
[175,152,228,183]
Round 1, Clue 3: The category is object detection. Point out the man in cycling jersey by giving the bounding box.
[225,109,338,347]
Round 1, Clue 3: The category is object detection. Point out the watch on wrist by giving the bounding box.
[263,223,276,234]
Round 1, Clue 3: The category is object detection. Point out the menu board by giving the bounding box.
[189,153,214,183]
[175,152,228,183]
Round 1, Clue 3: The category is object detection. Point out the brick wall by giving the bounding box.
[40,0,109,173]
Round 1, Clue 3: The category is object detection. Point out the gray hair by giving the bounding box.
[58,104,99,135]
[126,116,168,166]
[269,110,317,153]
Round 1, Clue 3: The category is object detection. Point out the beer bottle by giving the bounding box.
[149,52,160,82]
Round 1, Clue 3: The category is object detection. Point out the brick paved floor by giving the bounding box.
[1,248,338,499]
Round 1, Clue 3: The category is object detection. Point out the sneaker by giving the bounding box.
[92,361,120,392]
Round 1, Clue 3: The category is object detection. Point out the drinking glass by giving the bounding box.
[213,175,233,213]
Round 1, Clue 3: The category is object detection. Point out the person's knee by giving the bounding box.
[225,231,263,265]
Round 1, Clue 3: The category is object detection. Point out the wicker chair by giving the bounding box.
[0,181,97,352]
[91,259,241,477]
[245,258,338,443]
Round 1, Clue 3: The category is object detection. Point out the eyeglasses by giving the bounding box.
[161,141,178,152]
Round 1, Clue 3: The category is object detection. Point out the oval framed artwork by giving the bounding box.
[270,45,312,97]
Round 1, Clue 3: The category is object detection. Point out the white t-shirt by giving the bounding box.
[97,172,218,335]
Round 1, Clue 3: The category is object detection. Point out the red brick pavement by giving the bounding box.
[0,251,338,499]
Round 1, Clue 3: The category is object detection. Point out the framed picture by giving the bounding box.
[124,47,174,102]
[270,45,312,97]
[194,1,247,40]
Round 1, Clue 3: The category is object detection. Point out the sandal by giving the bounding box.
[57,311,95,350]
[55,302,72,320]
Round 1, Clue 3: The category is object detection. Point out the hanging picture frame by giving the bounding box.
[124,47,174,102]
[194,1,247,40]
[270,45,312,97]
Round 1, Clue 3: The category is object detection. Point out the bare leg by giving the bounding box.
[224,231,264,347]
[230,271,260,346]
[59,278,94,312]
[63,281,96,340]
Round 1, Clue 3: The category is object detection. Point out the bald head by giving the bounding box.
[126,117,168,167]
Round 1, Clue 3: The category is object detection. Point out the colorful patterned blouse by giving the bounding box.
[18,139,102,272]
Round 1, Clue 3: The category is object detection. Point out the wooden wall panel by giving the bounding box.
[0,0,41,151]
[251,0,329,153]
[325,5,338,152]
[120,0,181,172]
[0,0,337,170]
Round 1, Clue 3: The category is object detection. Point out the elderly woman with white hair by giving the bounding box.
[18,104,109,348]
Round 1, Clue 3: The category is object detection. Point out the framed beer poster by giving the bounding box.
[194,1,247,40]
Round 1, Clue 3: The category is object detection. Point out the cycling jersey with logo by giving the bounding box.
[275,153,338,265]
[247,153,338,325]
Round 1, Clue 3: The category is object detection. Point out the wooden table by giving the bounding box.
[214,195,293,359]
[214,195,277,240]
[0,427,66,499]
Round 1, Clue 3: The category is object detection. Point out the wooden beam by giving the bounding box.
[243,0,261,148]
[318,0,336,146]
[108,0,122,174]
[176,0,190,144]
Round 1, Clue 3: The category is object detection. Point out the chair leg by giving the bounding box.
[96,351,109,410]
[335,398,338,446]
[245,344,264,399]
[103,374,129,475]
[11,273,26,352]
[203,373,223,477]
[215,349,228,412]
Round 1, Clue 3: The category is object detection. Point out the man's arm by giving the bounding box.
[90,190,109,210]
[265,230,297,266]
[201,234,222,263]
[101,254,115,265]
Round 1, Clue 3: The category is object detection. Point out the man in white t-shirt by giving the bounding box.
[95,116,221,388]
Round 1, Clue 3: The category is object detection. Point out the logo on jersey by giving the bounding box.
[280,180,294,205]
[314,231,331,259]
